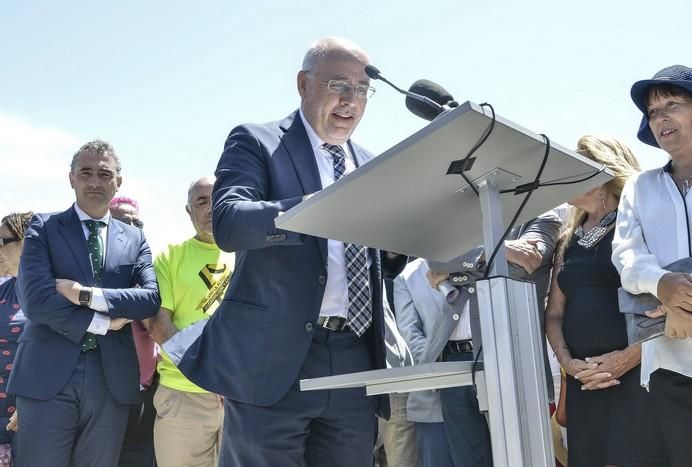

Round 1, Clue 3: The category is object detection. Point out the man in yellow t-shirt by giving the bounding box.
[147,176,233,467]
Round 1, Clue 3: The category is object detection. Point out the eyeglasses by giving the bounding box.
[322,80,376,99]
[0,237,19,248]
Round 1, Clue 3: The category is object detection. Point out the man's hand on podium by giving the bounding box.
[504,238,542,274]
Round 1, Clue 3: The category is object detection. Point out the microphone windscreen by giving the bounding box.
[409,79,456,105]
[405,97,440,121]
[405,79,456,121]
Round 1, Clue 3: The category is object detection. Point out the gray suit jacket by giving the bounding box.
[403,211,562,408]
[394,258,448,422]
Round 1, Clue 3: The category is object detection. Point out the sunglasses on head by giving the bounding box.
[0,237,19,247]
[122,218,144,229]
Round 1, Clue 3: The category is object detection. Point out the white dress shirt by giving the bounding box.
[299,109,371,319]
[612,166,692,386]
[73,203,111,334]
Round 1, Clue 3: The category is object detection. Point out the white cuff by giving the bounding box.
[643,269,669,298]
[89,287,109,312]
[87,312,110,335]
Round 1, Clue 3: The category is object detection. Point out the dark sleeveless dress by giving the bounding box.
[0,277,24,445]
[557,229,667,467]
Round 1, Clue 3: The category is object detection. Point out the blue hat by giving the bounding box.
[630,65,692,147]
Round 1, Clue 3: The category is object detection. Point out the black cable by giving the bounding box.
[471,343,483,395]
[470,135,551,397]
[535,165,606,188]
[455,103,496,197]
[482,134,551,278]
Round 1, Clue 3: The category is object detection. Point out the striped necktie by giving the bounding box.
[322,143,372,336]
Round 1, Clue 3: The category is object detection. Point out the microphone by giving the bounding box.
[406,79,459,121]
[364,65,444,118]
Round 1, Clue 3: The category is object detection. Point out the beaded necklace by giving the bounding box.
[574,210,617,248]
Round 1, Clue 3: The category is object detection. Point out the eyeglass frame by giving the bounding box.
[321,79,376,99]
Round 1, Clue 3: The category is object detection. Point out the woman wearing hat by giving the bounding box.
[612,64,692,466]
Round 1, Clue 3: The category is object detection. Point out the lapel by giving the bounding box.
[417,267,446,313]
[102,220,126,284]
[279,111,326,263]
[56,207,94,283]
[279,111,323,195]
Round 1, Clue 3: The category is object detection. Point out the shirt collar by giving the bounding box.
[298,108,351,158]
[73,203,111,225]
[299,108,327,153]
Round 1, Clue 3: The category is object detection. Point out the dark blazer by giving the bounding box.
[8,207,160,404]
[178,111,387,408]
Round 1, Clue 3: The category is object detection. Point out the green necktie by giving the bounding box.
[84,220,105,284]
[81,219,105,352]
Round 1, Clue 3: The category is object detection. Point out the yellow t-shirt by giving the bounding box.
[154,237,234,393]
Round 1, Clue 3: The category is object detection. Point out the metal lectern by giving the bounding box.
[275,101,612,467]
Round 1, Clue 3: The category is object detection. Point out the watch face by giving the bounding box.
[79,289,91,305]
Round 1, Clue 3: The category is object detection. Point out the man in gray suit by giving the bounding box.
[410,212,561,467]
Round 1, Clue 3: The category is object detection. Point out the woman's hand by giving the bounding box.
[576,346,641,390]
[564,358,597,379]
[5,412,17,432]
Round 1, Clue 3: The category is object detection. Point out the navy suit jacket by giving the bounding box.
[178,111,388,409]
[8,207,160,404]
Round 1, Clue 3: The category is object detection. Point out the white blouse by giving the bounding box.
[612,165,692,386]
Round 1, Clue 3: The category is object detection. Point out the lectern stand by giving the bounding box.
[276,101,612,466]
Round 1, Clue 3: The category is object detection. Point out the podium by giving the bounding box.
[276,101,612,466]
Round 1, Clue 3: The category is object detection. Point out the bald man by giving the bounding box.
[146,176,233,467]
[177,38,388,467]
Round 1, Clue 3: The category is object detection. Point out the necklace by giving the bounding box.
[574,210,617,248]
[673,174,692,196]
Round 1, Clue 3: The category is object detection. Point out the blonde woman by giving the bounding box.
[546,136,666,467]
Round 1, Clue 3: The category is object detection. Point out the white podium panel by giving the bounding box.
[301,361,486,402]
[276,101,611,262]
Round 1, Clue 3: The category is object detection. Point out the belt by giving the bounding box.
[444,339,473,354]
[317,316,348,332]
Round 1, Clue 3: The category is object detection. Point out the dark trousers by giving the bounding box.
[220,327,377,467]
[415,422,454,467]
[649,368,692,467]
[117,378,157,467]
[16,349,129,467]
[440,349,492,467]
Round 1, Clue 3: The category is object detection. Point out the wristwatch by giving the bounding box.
[79,287,92,307]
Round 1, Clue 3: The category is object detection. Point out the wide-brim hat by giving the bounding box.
[630,64,692,147]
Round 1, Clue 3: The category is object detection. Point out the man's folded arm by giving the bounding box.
[17,215,92,344]
[101,233,160,320]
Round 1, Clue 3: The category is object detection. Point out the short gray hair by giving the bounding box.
[70,139,121,174]
[301,37,368,72]
[187,176,215,205]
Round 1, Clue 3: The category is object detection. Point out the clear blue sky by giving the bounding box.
[1,0,689,252]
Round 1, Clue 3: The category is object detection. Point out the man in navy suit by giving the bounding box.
[178,37,387,467]
[8,140,161,467]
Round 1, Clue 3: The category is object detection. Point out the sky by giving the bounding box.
[1,0,690,254]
